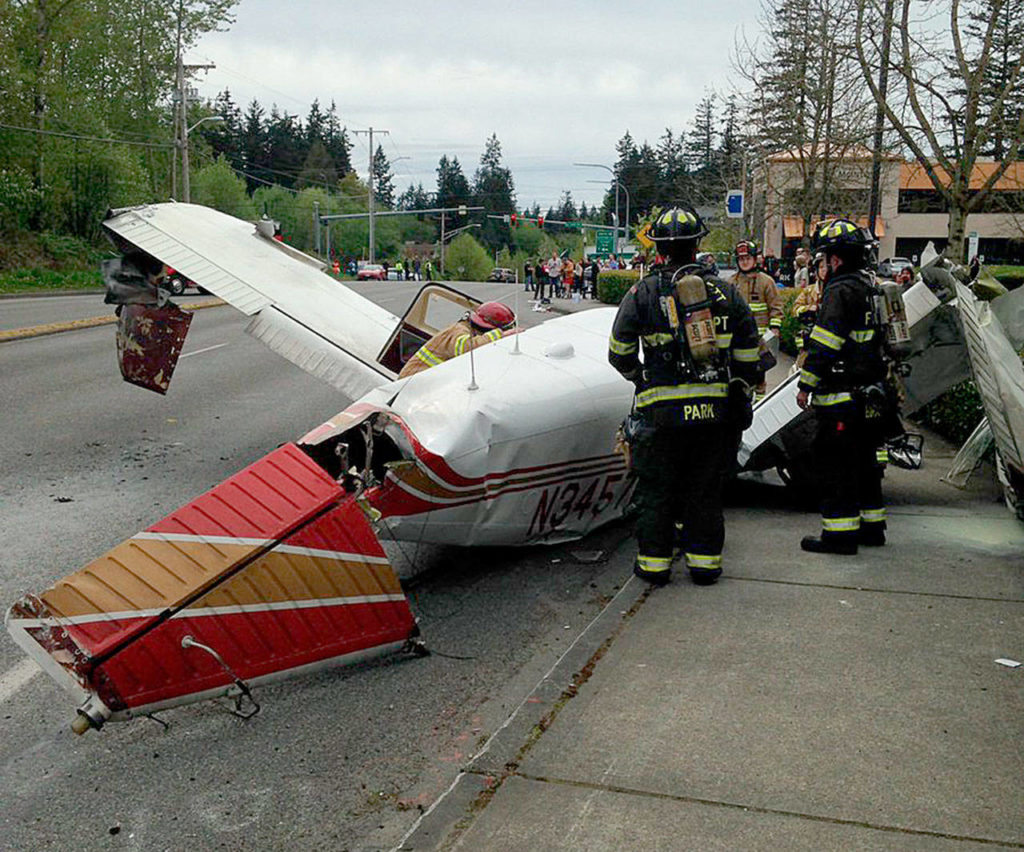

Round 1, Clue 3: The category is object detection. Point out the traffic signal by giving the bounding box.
[537,215,544,228]
[510,213,517,227]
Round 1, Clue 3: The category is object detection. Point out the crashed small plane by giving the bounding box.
[7,203,1023,734]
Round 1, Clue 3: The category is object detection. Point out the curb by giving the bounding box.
[0,299,226,343]
[392,542,647,851]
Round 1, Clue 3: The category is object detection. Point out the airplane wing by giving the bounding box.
[954,282,1024,517]
[102,203,399,399]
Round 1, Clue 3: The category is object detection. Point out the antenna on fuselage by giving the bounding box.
[512,287,521,355]
[468,339,479,391]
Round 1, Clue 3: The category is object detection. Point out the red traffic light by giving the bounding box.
[537,216,544,228]
[510,213,517,227]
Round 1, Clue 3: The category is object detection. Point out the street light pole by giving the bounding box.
[181,115,224,204]
[586,178,629,253]
[575,162,623,252]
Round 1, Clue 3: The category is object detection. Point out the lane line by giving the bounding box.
[180,342,229,359]
[0,658,39,705]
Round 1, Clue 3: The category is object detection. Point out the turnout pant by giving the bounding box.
[632,423,731,581]
[812,408,885,544]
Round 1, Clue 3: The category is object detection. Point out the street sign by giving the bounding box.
[726,189,744,219]
[968,230,979,262]
[595,230,615,253]
[636,223,655,250]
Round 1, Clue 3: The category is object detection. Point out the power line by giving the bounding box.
[0,122,173,149]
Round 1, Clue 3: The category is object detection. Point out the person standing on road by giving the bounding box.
[398,302,518,378]
[525,259,534,292]
[797,219,892,555]
[608,206,762,586]
[547,252,562,298]
[793,251,827,365]
[732,240,782,399]
[534,259,547,302]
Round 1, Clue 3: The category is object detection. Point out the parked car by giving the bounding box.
[164,266,197,295]
[877,256,913,279]
[356,263,386,281]
[487,267,515,283]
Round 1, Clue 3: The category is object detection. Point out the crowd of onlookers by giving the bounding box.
[523,253,646,303]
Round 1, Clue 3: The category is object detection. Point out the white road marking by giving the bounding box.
[180,342,228,359]
[0,658,39,705]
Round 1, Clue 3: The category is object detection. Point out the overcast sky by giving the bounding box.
[191,0,765,210]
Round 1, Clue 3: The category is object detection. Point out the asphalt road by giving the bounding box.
[0,281,629,851]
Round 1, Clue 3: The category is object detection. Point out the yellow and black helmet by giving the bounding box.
[650,206,709,243]
[811,218,873,251]
[811,218,875,269]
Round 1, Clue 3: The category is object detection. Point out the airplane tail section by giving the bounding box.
[6,444,417,733]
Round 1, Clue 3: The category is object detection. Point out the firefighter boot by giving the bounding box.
[800,534,858,555]
[858,524,886,546]
[685,553,722,586]
[634,555,671,586]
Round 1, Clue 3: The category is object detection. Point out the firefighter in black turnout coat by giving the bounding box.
[609,207,763,586]
[797,219,891,555]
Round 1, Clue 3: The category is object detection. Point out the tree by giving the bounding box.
[740,0,875,234]
[371,145,394,207]
[473,133,516,250]
[397,182,434,210]
[445,231,492,281]
[191,155,255,219]
[855,0,1024,258]
[963,0,1024,159]
[555,190,578,222]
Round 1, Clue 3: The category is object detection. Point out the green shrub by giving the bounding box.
[597,270,640,304]
[0,267,104,293]
[911,380,985,445]
[987,265,1024,290]
[777,288,801,355]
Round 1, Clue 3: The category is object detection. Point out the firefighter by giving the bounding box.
[732,240,782,398]
[608,206,763,586]
[797,219,891,554]
[398,301,517,378]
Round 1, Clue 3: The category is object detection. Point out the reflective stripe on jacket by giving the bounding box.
[796,269,887,409]
[399,320,504,378]
[732,269,782,332]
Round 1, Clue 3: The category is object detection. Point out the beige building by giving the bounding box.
[753,147,1024,271]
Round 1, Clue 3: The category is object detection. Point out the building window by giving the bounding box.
[898,189,1024,214]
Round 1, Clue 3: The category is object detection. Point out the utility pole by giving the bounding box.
[440,210,446,275]
[352,127,389,263]
[868,0,894,237]
[175,2,215,204]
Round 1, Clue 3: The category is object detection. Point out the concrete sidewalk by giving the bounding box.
[397,440,1024,850]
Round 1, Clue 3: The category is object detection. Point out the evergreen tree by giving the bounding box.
[265,106,305,188]
[555,190,578,222]
[397,182,434,210]
[473,133,516,250]
[964,0,1024,158]
[324,101,352,175]
[435,154,472,230]
[298,140,337,190]
[372,145,394,207]
[240,98,268,191]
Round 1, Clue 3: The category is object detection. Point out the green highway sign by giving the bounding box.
[595,230,615,253]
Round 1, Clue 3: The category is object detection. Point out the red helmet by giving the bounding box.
[735,240,758,260]
[469,301,515,331]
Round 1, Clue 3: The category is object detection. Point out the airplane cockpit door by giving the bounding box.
[376,283,482,373]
